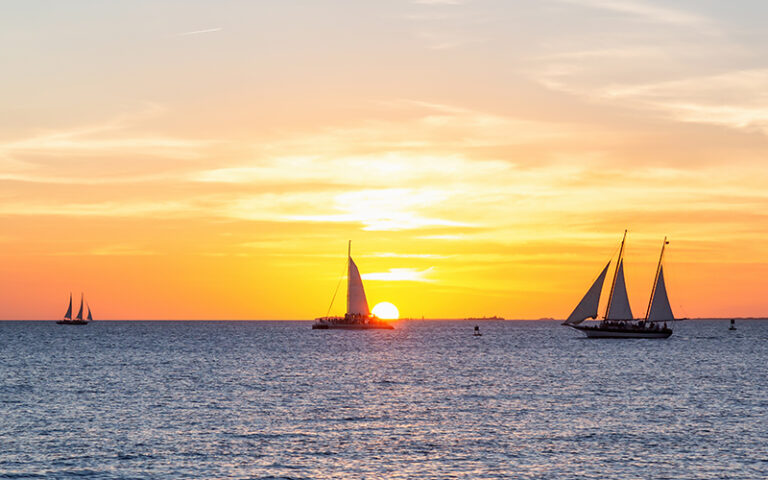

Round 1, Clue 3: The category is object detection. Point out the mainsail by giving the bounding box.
[606,260,633,320]
[347,256,370,316]
[87,305,93,322]
[64,293,73,320]
[76,294,84,321]
[563,262,611,325]
[647,266,674,322]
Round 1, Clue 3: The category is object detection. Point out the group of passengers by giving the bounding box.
[600,320,669,331]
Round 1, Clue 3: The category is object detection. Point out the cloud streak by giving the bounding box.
[362,267,435,282]
[555,0,710,27]
[174,28,223,37]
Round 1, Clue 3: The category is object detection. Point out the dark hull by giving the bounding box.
[569,324,672,338]
[56,320,89,325]
[312,321,394,330]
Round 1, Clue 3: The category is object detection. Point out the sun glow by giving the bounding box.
[372,302,399,320]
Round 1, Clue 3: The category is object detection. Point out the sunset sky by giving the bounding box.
[3,0,768,319]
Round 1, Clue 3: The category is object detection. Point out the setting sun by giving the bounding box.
[372,302,399,320]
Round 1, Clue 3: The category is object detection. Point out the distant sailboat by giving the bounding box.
[57,293,92,325]
[312,241,394,330]
[563,231,674,338]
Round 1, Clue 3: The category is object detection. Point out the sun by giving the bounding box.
[372,302,399,320]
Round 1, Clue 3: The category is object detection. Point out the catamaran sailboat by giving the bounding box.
[563,231,674,338]
[312,242,394,330]
[57,293,93,325]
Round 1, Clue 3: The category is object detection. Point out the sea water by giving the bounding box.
[1,320,767,479]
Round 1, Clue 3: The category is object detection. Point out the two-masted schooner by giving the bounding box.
[563,231,674,338]
[312,242,394,330]
[57,293,93,325]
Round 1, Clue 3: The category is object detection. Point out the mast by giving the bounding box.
[645,237,669,321]
[346,240,351,315]
[604,229,627,319]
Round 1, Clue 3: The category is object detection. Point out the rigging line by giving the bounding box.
[325,257,348,317]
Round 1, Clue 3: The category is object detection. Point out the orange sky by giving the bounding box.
[2,1,768,319]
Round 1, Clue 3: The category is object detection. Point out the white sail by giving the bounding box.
[648,266,674,322]
[347,257,370,316]
[606,260,633,320]
[563,262,611,325]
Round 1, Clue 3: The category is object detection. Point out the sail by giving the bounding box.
[87,305,93,322]
[64,294,73,320]
[648,266,674,322]
[76,294,84,321]
[347,257,370,316]
[563,262,611,325]
[606,260,633,320]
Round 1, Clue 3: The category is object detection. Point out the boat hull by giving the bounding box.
[312,321,394,330]
[569,325,672,338]
[56,320,89,325]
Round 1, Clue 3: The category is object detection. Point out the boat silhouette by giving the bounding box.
[312,241,394,330]
[563,231,674,338]
[56,293,92,325]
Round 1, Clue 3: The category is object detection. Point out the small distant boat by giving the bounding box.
[312,242,394,330]
[464,316,505,321]
[473,325,482,336]
[563,231,674,339]
[729,319,736,330]
[56,293,92,325]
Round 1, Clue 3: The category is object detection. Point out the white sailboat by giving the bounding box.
[313,241,394,330]
[57,292,92,325]
[563,231,674,338]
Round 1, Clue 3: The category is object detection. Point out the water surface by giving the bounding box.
[1,320,766,479]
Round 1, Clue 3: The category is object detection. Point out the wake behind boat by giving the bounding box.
[562,231,674,339]
[57,293,93,325]
[312,241,394,330]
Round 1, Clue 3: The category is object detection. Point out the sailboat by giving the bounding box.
[563,231,674,338]
[312,241,394,330]
[56,293,93,325]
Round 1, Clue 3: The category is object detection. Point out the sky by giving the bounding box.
[2,0,768,320]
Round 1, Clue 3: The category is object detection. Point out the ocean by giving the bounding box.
[1,320,766,479]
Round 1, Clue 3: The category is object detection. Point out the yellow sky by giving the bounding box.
[2,1,768,319]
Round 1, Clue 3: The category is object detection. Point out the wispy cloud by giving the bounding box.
[90,244,158,256]
[414,0,466,5]
[366,252,448,259]
[362,267,435,282]
[286,188,474,231]
[0,104,210,167]
[0,200,194,218]
[600,69,768,133]
[174,27,222,37]
[0,172,178,185]
[555,0,710,27]
[407,1,487,50]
